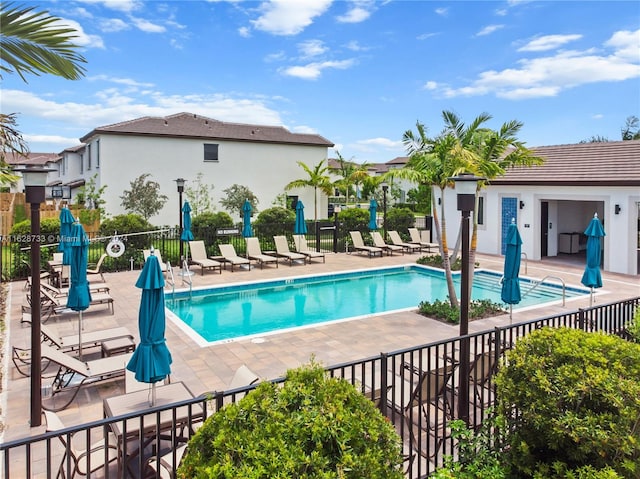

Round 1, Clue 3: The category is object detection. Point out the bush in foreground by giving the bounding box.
[179,362,403,478]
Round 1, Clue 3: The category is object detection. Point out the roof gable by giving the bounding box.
[80,112,334,147]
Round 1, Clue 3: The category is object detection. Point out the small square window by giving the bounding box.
[204,143,219,162]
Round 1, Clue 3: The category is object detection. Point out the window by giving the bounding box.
[204,143,219,162]
[87,144,91,170]
[80,153,84,174]
[96,139,100,168]
[477,196,485,226]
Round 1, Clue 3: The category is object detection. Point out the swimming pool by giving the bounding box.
[166,265,589,345]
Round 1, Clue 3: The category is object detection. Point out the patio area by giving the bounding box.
[2,250,639,443]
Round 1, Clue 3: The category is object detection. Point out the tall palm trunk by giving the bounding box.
[434,186,459,308]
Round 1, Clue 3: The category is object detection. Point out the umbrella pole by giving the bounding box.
[78,311,83,359]
[509,304,513,324]
[590,287,594,307]
[151,382,156,407]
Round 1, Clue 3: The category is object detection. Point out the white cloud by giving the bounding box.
[99,18,129,32]
[495,8,508,16]
[75,0,143,14]
[88,75,155,88]
[280,59,355,80]
[238,26,251,37]
[423,81,438,90]
[345,40,367,51]
[265,51,286,62]
[417,32,438,40]
[291,125,318,134]
[431,29,640,100]
[251,0,333,36]
[592,114,604,119]
[131,17,166,33]
[52,18,105,48]
[336,0,375,23]
[518,34,582,52]
[298,39,327,58]
[23,134,82,147]
[355,137,402,149]
[434,7,448,17]
[476,24,504,36]
[3,89,284,137]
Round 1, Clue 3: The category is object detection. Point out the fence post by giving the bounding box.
[578,308,585,331]
[315,222,321,252]
[379,352,388,418]
[333,215,338,253]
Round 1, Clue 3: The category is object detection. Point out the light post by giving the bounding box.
[17,165,53,427]
[449,172,483,426]
[175,178,186,264]
[381,181,388,236]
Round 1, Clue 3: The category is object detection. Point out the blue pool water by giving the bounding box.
[167,266,588,344]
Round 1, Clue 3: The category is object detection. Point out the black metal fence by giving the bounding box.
[1,220,344,281]
[1,297,637,478]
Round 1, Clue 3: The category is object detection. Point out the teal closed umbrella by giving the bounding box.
[127,250,172,405]
[368,199,378,230]
[242,199,253,237]
[181,201,194,242]
[501,219,522,322]
[294,200,307,234]
[58,207,75,265]
[581,213,605,306]
[66,221,91,358]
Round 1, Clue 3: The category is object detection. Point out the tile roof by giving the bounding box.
[5,152,60,166]
[80,112,334,147]
[491,140,640,186]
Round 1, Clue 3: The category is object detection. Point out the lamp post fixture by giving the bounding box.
[449,172,484,426]
[381,181,388,236]
[17,165,54,427]
[175,178,186,264]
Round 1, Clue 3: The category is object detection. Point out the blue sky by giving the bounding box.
[3,0,639,164]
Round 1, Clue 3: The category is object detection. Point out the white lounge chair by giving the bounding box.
[371,231,403,255]
[86,253,107,282]
[143,249,170,273]
[218,243,252,272]
[388,230,422,253]
[41,280,110,298]
[39,284,115,315]
[292,235,325,263]
[245,237,278,269]
[408,228,438,253]
[188,240,222,275]
[348,231,383,258]
[273,236,307,266]
[228,364,260,390]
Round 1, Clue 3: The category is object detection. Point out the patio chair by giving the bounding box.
[44,410,119,478]
[245,237,278,269]
[188,241,223,275]
[467,350,500,405]
[348,231,383,258]
[218,243,252,272]
[228,364,260,390]
[419,229,440,253]
[292,235,325,263]
[21,259,50,290]
[41,280,110,298]
[408,227,438,253]
[86,253,107,282]
[41,323,134,355]
[395,360,458,460]
[40,285,115,315]
[273,236,307,266]
[371,231,403,255]
[40,344,132,411]
[388,230,422,253]
[143,249,170,273]
[147,444,188,479]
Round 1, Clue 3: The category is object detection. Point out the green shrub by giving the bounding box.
[496,327,640,478]
[418,298,505,324]
[253,207,295,242]
[179,362,403,479]
[337,207,369,242]
[191,211,234,246]
[417,255,462,270]
[627,307,640,342]
[384,207,415,236]
[10,218,62,271]
[98,214,154,270]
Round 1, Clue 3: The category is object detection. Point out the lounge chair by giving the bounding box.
[86,253,107,282]
[292,235,325,263]
[218,243,252,272]
[42,323,133,353]
[348,231,383,258]
[371,231,404,255]
[40,285,115,315]
[467,350,500,405]
[273,236,307,266]
[21,259,50,290]
[147,444,188,479]
[388,230,422,253]
[394,360,458,460]
[40,344,131,411]
[188,241,222,275]
[245,237,278,269]
[228,364,260,390]
[41,280,110,298]
[44,410,118,478]
[408,227,438,253]
[143,249,170,273]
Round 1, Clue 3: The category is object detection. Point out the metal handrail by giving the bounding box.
[523,275,566,306]
[181,258,193,298]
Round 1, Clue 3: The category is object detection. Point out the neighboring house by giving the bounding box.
[438,140,640,276]
[10,113,334,225]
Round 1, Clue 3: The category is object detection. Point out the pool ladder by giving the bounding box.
[522,275,566,307]
[165,260,193,304]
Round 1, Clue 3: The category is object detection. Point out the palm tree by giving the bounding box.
[285,160,333,221]
[0,2,87,180]
[334,152,370,204]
